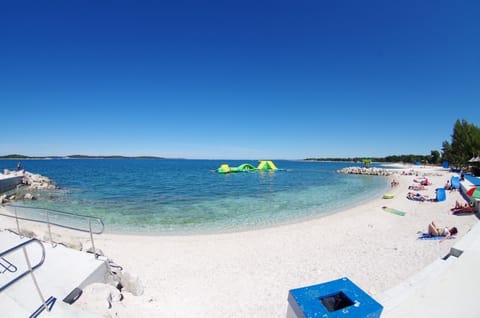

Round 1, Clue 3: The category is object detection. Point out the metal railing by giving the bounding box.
[1,256,17,273]
[0,238,46,292]
[0,238,51,315]
[0,204,104,257]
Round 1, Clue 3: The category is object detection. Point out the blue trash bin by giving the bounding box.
[287,277,383,318]
[436,188,446,201]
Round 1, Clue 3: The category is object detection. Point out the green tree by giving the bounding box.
[430,150,441,164]
[442,119,480,168]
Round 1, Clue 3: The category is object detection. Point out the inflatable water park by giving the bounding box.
[216,160,278,174]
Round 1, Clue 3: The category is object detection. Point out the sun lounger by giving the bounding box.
[450,207,476,215]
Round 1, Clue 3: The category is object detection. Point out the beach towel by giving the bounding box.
[417,233,455,240]
[381,206,406,216]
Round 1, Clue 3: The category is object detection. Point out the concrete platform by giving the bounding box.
[0,230,110,317]
[0,174,23,193]
[379,221,480,317]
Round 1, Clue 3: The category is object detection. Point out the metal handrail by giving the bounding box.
[0,204,104,257]
[0,256,18,273]
[0,204,104,235]
[0,238,46,293]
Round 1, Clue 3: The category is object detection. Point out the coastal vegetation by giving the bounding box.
[308,119,480,171]
[441,119,480,170]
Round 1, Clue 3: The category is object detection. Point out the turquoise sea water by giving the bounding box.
[1,159,389,234]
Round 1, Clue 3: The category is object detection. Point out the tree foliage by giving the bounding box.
[442,119,480,168]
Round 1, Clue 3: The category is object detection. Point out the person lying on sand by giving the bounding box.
[428,221,457,242]
[453,200,474,209]
[408,185,426,191]
[407,192,428,201]
[450,200,476,214]
[413,177,431,185]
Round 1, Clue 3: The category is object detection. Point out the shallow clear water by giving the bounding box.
[1,159,389,234]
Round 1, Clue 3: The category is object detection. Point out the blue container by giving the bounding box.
[287,277,383,318]
[450,176,460,190]
[436,188,446,201]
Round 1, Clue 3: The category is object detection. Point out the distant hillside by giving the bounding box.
[0,154,165,160]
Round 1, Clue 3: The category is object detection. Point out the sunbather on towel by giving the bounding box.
[420,179,431,186]
[407,192,427,201]
[428,221,457,242]
[408,185,426,191]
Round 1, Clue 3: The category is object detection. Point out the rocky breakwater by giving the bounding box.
[20,171,57,190]
[337,166,393,176]
[0,170,58,203]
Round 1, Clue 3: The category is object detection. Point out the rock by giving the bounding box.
[337,166,393,176]
[43,232,62,243]
[14,228,37,238]
[19,171,57,191]
[86,247,104,256]
[23,193,35,200]
[118,271,144,296]
[72,283,124,316]
[63,239,83,251]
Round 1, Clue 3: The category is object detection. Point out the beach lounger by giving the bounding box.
[450,207,476,215]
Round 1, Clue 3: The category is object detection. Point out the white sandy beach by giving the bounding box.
[1,164,478,317]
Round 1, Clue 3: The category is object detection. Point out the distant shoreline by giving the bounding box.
[0,155,167,160]
[1,154,439,165]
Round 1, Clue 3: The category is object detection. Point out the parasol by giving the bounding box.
[467,187,477,197]
[466,187,477,196]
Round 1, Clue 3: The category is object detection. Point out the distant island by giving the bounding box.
[1,154,438,164]
[0,154,166,160]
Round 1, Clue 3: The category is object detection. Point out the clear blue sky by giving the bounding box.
[1,1,479,159]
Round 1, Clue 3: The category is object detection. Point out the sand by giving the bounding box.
[1,164,478,317]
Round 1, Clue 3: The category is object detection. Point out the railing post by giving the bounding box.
[22,245,48,313]
[89,219,97,259]
[45,210,56,248]
[14,206,22,238]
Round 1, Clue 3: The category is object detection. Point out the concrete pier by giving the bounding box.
[0,173,23,194]
[0,231,111,317]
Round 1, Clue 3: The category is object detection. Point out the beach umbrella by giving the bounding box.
[466,187,477,196]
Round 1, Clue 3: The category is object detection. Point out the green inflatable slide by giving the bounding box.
[217,161,278,174]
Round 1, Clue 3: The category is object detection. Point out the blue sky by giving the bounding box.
[1,1,479,159]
